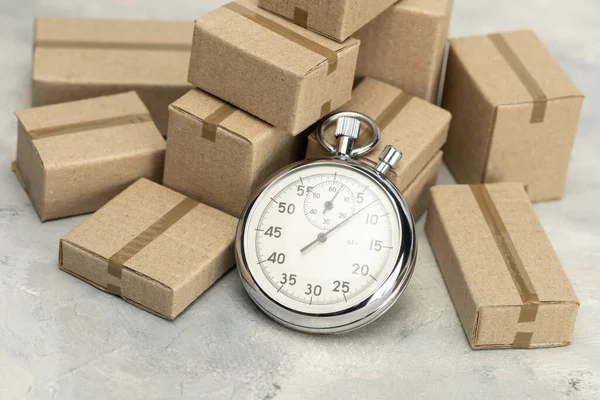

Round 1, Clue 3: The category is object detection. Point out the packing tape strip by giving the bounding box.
[357,90,413,141]
[105,197,199,296]
[512,332,534,349]
[488,33,548,123]
[36,40,191,52]
[225,2,338,75]
[202,103,237,142]
[469,185,540,349]
[320,101,332,118]
[293,7,309,28]
[27,114,152,140]
[376,91,413,132]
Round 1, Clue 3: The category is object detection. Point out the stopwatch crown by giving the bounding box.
[317,111,380,158]
[333,116,361,157]
[334,116,361,141]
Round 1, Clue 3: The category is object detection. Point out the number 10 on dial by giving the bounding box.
[235,112,417,334]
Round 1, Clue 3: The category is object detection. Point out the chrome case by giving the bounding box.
[235,157,417,334]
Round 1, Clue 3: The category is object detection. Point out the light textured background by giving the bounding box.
[1,1,599,399]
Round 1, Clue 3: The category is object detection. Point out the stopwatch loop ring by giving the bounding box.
[317,111,381,158]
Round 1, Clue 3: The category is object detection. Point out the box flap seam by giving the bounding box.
[60,238,174,292]
[170,103,254,145]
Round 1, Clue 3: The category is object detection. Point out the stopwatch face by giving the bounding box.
[239,161,406,318]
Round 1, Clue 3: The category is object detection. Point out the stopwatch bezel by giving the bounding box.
[235,157,417,334]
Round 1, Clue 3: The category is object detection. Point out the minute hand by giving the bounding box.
[300,199,377,253]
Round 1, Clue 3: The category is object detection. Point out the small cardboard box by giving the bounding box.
[188,0,360,135]
[163,89,306,217]
[257,0,397,42]
[306,77,450,218]
[354,0,453,103]
[426,183,579,349]
[59,179,238,320]
[14,92,165,222]
[33,17,194,135]
[442,30,584,202]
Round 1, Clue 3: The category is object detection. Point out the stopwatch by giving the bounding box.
[235,111,417,334]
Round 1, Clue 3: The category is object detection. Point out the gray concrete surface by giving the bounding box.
[1,0,599,399]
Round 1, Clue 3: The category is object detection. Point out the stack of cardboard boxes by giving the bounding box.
[12,1,582,348]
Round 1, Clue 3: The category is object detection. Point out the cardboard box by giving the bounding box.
[14,92,165,221]
[59,179,238,320]
[33,17,194,135]
[188,0,360,135]
[426,183,579,349]
[306,77,450,207]
[257,0,397,42]
[353,0,453,103]
[442,30,584,201]
[163,89,306,217]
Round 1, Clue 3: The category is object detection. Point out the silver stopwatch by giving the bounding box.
[235,111,417,334]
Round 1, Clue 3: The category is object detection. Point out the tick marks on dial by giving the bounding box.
[383,246,393,249]
[304,180,356,230]
[249,169,399,308]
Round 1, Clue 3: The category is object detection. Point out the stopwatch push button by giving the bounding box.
[376,145,403,175]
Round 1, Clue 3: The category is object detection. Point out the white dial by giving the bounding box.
[242,163,402,315]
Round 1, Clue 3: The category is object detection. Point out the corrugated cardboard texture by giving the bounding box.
[306,77,450,191]
[163,89,306,217]
[354,0,453,103]
[442,30,584,201]
[188,0,360,135]
[14,92,165,221]
[403,151,442,221]
[59,179,238,320]
[425,183,579,349]
[32,17,194,135]
[258,0,397,42]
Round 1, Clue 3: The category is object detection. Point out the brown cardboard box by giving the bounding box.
[426,183,579,349]
[442,30,584,202]
[188,0,360,135]
[14,92,165,222]
[59,179,238,320]
[257,0,397,42]
[306,77,450,215]
[354,0,453,103]
[163,89,306,217]
[33,17,193,135]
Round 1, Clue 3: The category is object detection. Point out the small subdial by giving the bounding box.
[303,181,355,230]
